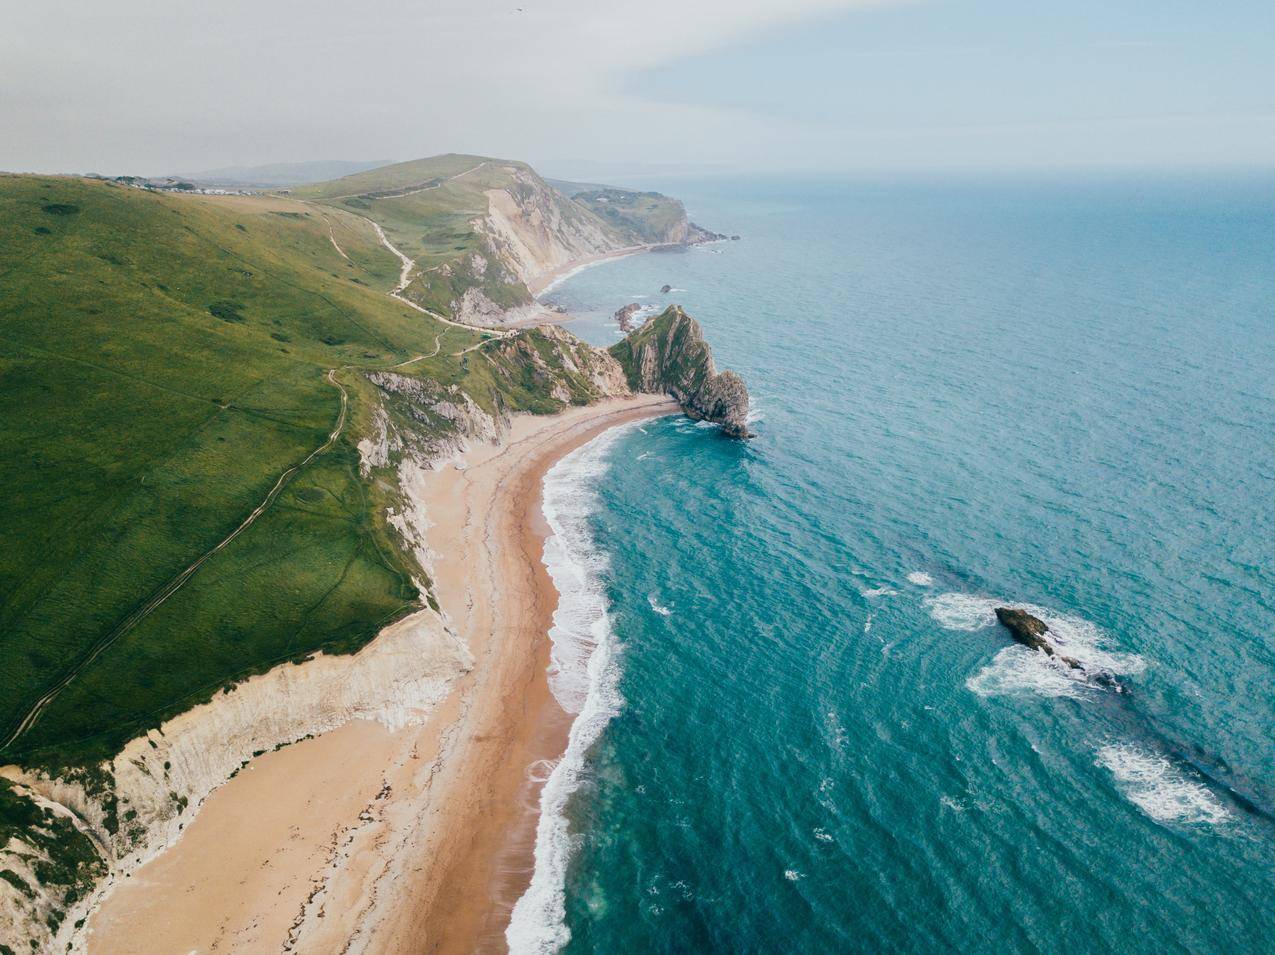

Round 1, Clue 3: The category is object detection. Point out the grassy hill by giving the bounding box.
[0,175,490,771]
[571,188,696,244]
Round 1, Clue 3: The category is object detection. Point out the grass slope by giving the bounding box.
[0,175,481,769]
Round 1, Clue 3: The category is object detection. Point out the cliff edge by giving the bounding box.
[609,306,752,438]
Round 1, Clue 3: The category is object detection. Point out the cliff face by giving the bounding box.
[476,168,618,286]
[0,611,469,954]
[608,306,752,438]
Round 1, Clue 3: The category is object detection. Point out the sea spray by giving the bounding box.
[506,423,640,954]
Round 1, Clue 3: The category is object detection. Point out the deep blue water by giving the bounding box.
[520,173,1275,953]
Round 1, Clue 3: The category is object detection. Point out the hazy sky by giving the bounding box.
[2,0,1272,176]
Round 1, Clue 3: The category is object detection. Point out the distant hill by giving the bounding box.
[179,159,394,189]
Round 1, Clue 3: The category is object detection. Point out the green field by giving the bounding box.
[0,175,484,769]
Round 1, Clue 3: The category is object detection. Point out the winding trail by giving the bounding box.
[364,220,502,334]
[0,370,352,752]
[320,214,350,261]
[393,335,441,368]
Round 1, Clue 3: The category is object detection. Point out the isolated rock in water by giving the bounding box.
[613,302,642,333]
[609,305,752,438]
[661,284,672,293]
[994,607,1083,670]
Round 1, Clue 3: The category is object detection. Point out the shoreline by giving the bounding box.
[529,243,674,298]
[84,396,678,954]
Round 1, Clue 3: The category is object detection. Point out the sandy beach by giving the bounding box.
[527,244,669,297]
[86,395,677,955]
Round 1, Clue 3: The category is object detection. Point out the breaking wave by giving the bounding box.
[648,594,673,616]
[1097,743,1230,826]
[506,423,639,953]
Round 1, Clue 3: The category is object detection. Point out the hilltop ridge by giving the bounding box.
[292,153,720,325]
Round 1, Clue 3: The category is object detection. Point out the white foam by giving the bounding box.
[506,422,640,954]
[860,586,898,598]
[1097,743,1230,826]
[926,593,1145,698]
[906,571,934,587]
[784,869,804,881]
[648,594,672,616]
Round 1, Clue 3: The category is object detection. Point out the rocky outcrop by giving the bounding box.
[994,607,1126,691]
[614,302,642,332]
[609,306,752,438]
[994,607,1083,669]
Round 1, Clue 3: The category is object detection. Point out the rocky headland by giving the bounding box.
[609,305,752,438]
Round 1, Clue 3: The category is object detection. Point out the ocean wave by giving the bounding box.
[926,593,1144,698]
[906,571,934,586]
[648,594,672,616]
[506,423,639,954]
[1097,743,1230,826]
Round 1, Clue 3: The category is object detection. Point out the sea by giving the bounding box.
[506,172,1275,953]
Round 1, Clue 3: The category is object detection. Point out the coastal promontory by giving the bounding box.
[609,306,752,438]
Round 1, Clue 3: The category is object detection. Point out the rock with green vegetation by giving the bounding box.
[609,306,752,438]
[0,779,105,948]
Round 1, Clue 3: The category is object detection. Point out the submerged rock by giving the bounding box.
[609,305,752,438]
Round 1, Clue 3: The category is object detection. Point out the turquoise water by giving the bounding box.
[517,174,1275,953]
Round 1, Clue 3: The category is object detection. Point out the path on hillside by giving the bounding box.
[321,214,350,260]
[0,370,352,753]
[393,335,441,367]
[364,218,514,341]
[322,160,489,202]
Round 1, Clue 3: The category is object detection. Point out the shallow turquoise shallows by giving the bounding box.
[530,173,1274,953]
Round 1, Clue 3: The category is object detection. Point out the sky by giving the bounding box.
[1,0,1272,176]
